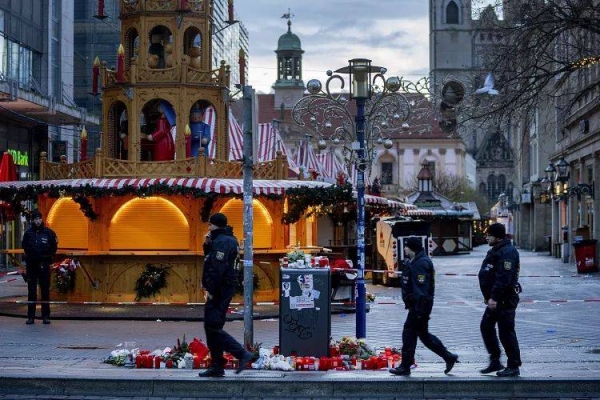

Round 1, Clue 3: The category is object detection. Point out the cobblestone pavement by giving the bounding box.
[1,246,600,399]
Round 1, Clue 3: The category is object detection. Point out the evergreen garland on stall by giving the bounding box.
[134,264,171,301]
[72,196,99,221]
[282,183,354,224]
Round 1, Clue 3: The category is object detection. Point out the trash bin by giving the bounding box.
[573,239,598,273]
[279,268,331,357]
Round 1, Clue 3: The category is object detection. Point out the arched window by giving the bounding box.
[497,174,506,197]
[487,175,496,201]
[446,1,459,24]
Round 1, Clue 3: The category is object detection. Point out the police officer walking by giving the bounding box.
[198,212,253,378]
[389,237,459,376]
[478,222,522,377]
[22,210,58,325]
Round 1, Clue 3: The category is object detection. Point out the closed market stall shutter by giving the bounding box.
[109,197,189,250]
[220,199,272,249]
[47,198,89,249]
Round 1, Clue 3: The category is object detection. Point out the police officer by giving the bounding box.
[389,237,459,376]
[478,223,522,377]
[198,212,252,378]
[22,210,58,325]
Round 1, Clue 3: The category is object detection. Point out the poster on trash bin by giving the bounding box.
[279,268,330,357]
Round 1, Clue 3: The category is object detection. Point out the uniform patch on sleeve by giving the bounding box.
[504,261,512,270]
[417,274,426,284]
[216,251,225,260]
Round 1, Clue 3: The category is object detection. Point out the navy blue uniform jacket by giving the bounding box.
[401,249,435,316]
[202,226,239,296]
[22,223,58,265]
[478,239,520,304]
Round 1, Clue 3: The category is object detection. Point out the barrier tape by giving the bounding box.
[1,298,599,307]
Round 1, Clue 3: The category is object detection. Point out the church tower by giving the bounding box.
[430,0,516,204]
[272,18,305,109]
[429,0,473,93]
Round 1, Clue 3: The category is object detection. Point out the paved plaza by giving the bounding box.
[1,245,600,399]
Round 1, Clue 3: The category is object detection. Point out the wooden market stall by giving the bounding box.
[0,0,404,304]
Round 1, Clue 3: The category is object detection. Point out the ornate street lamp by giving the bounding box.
[292,58,413,339]
[555,157,570,183]
[542,159,595,201]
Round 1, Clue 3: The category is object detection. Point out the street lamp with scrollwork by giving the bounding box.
[541,158,595,201]
[291,58,415,339]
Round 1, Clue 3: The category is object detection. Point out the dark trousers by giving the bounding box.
[26,262,51,319]
[480,306,522,368]
[203,284,246,370]
[401,310,450,368]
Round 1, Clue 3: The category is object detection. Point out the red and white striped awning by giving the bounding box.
[256,123,295,165]
[293,139,321,177]
[204,108,244,161]
[315,150,345,181]
[0,178,333,196]
[404,208,434,216]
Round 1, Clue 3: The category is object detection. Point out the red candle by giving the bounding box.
[91,56,100,94]
[80,127,88,161]
[97,0,105,17]
[117,44,124,83]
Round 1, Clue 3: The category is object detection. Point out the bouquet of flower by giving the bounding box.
[336,336,374,359]
[134,264,171,301]
[287,249,306,263]
[51,258,80,293]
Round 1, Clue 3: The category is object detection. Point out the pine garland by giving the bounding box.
[73,196,99,221]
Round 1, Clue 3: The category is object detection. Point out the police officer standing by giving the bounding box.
[198,212,253,378]
[22,210,58,325]
[389,237,459,376]
[478,222,522,377]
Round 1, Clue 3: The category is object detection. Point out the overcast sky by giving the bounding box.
[235,0,431,94]
[235,1,499,94]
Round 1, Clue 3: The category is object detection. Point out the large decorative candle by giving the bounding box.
[80,127,88,161]
[117,44,125,83]
[91,56,100,94]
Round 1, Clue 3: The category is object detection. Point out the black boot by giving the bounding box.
[496,367,520,377]
[444,353,459,374]
[389,365,411,376]
[480,359,504,374]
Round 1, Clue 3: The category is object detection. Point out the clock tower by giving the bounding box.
[273,18,305,109]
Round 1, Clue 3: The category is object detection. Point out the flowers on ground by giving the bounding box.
[335,336,375,359]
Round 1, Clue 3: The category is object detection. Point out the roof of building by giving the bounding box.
[277,21,302,51]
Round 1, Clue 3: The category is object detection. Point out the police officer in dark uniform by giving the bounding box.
[389,237,459,376]
[198,212,252,378]
[22,210,58,325]
[478,223,522,377]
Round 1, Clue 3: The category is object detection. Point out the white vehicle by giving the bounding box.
[372,216,431,286]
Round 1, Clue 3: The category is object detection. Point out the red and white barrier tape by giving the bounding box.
[0,298,599,307]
